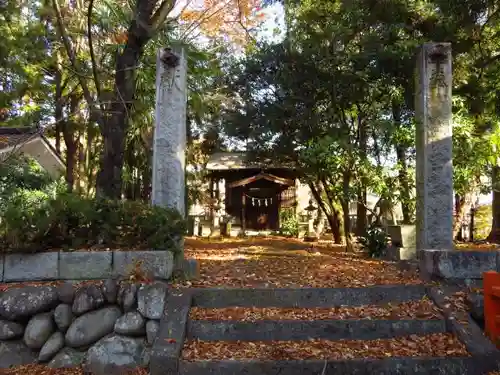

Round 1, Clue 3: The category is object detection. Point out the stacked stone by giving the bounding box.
[0,281,169,372]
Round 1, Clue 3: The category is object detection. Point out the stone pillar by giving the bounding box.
[219,178,226,216]
[211,178,221,237]
[152,46,187,264]
[415,43,453,251]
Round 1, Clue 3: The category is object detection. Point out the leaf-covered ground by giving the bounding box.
[183,236,422,288]
[189,299,443,321]
[182,334,469,361]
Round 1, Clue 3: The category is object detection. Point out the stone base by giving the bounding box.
[420,249,497,281]
[384,246,416,261]
[387,225,416,249]
[182,259,200,280]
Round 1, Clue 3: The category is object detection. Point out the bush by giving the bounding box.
[359,226,389,258]
[279,209,299,237]
[0,191,186,253]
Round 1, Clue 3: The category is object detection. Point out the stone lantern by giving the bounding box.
[304,199,318,242]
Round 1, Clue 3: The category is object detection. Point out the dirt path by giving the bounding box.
[184,236,422,288]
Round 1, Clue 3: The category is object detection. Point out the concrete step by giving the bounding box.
[178,357,488,375]
[186,319,446,341]
[192,285,427,308]
[149,286,500,375]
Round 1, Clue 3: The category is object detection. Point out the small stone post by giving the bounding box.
[415,43,453,251]
[152,46,188,266]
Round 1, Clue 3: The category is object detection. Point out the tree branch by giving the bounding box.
[52,0,100,123]
[87,0,103,112]
[151,0,176,32]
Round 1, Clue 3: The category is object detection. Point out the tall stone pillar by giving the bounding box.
[415,43,453,251]
[152,46,188,264]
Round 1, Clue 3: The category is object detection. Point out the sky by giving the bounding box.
[257,2,286,43]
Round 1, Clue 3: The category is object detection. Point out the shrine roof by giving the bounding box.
[206,152,290,171]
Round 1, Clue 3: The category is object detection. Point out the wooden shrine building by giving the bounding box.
[205,152,299,234]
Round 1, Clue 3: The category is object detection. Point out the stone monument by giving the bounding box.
[152,46,188,266]
[415,43,453,251]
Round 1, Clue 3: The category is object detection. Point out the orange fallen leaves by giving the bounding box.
[181,334,469,361]
[0,280,104,293]
[444,291,469,314]
[454,242,500,251]
[184,237,421,288]
[189,299,443,321]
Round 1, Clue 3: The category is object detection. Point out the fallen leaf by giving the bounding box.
[181,334,469,361]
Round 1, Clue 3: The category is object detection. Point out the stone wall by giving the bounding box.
[0,281,168,373]
[0,250,175,282]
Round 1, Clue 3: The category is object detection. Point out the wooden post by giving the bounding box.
[470,206,475,242]
[212,177,221,236]
[209,177,215,236]
[241,188,246,236]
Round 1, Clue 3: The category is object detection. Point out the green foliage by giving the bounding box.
[0,156,62,212]
[0,155,53,193]
[0,191,186,253]
[474,205,492,241]
[358,226,389,258]
[279,209,299,237]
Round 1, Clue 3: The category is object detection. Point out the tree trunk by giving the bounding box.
[315,208,326,237]
[85,127,95,197]
[453,194,465,241]
[54,69,63,156]
[62,95,79,192]
[328,210,343,244]
[141,166,151,201]
[393,102,412,223]
[356,114,367,235]
[342,171,354,252]
[309,182,342,243]
[95,4,154,198]
[356,187,367,235]
[488,166,500,243]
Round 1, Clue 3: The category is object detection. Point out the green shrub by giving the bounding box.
[279,209,299,237]
[0,191,186,253]
[359,226,389,258]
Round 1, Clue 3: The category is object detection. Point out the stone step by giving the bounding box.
[192,285,427,308]
[186,319,446,341]
[150,286,500,375]
[178,356,488,375]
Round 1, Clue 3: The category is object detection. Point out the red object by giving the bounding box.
[483,271,500,345]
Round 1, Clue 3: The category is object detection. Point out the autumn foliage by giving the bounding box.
[179,0,266,44]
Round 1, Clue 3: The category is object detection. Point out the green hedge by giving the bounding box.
[0,191,186,253]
